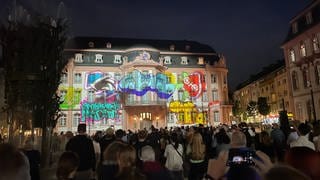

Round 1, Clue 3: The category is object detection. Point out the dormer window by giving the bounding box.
[306,12,313,25]
[198,57,204,65]
[114,55,122,64]
[88,41,94,48]
[170,44,175,51]
[95,54,103,63]
[106,42,112,49]
[300,42,306,57]
[181,56,188,65]
[292,22,298,34]
[75,53,83,63]
[185,45,191,51]
[289,49,296,62]
[164,56,172,64]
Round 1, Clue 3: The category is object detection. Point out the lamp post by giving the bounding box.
[310,88,317,122]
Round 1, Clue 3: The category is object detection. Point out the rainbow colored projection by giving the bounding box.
[118,70,176,99]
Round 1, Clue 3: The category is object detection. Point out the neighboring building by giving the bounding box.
[57,37,232,132]
[281,0,320,122]
[233,60,293,123]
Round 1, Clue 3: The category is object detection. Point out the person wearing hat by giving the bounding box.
[66,124,96,180]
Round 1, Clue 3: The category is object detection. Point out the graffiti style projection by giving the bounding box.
[169,101,206,124]
[119,70,175,99]
[80,71,122,123]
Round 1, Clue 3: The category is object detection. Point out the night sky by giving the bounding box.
[1,0,311,90]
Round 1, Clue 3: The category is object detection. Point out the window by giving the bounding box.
[73,90,81,105]
[202,90,208,102]
[292,71,299,90]
[296,103,302,120]
[170,45,175,51]
[114,55,122,64]
[73,113,80,127]
[315,64,320,85]
[60,90,67,102]
[284,90,288,96]
[292,22,298,33]
[75,53,83,63]
[88,90,95,103]
[74,73,82,84]
[114,72,121,81]
[302,69,310,88]
[278,81,281,86]
[106,42,112,49]
[181,56,188,65]
[306,12,313,25]
[283,79,286,84]
[59,113,67,127]
[212,89,219,101]
[300,43,307,57]
[198,57,204,65]
[164,56,172,64]
[313,36,319,52]
[289,49,296,62]
[211,74,217,83]
[61,73,68,84]
[95,54,103,63]
[223,76,227,84]
[88,41,94,48]
[214,111,220,122]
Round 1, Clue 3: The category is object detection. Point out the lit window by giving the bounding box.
[300,43,307,57]
[164,56,172,64]
[75,53,83,63]
[211,74,217,83]
[73,113,80,127]
[306,12,313,25]
[212,89,219,101]
[95,54,103,63]
[114,55,122,64]
[289,49,296,62]
[61,73,68,84]
[292,22,298,33]
[313,36,319,52]
[302,69,310,88]
[181,56,188,65]
[60,90,67,102]
[198,57,204,65]
[74,73,82,84]
[292,71,299,90]
[214,111,220,122]
[59,113,67,127]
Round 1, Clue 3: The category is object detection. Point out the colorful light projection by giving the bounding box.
[60,87,82,109]
[85,71,104,90]
[183,71,206,98]
[118,70,175,99]
[169,101,205,124]
[80,101,120,122]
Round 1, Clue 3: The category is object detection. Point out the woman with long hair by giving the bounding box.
[116,144,146,180]
[56,152,79,180]
[187,132,206,180]
[164,132,184,180]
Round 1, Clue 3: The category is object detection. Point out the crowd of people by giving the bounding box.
[0,120,320,180]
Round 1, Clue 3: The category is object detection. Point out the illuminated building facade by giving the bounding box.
[282,0,320,122]
[233,60,294,123]
[57,37,232,132]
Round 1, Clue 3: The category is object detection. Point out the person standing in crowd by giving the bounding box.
[115,144,146,180]
[270,123,286,161]
[22,138,40,180]
[164,132,184,180]
[290,123,315,150]
[56,151,79,180]
[140,145,172,180]
[66,124,96,180]
[187,132,206,180]
[312,122,320,152]
[0,143,31,180]
[100,127,115,160]
[215,128,231,156]
[256,131,275,161]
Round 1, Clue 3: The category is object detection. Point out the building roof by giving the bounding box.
[235,59,285,90]
[282,0,320,44]
[65,36,217,54]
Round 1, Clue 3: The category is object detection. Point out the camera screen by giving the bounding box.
[227,148,256,166]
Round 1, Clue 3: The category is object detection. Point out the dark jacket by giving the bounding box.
[66,134,96,171]
[142,161,173,180]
